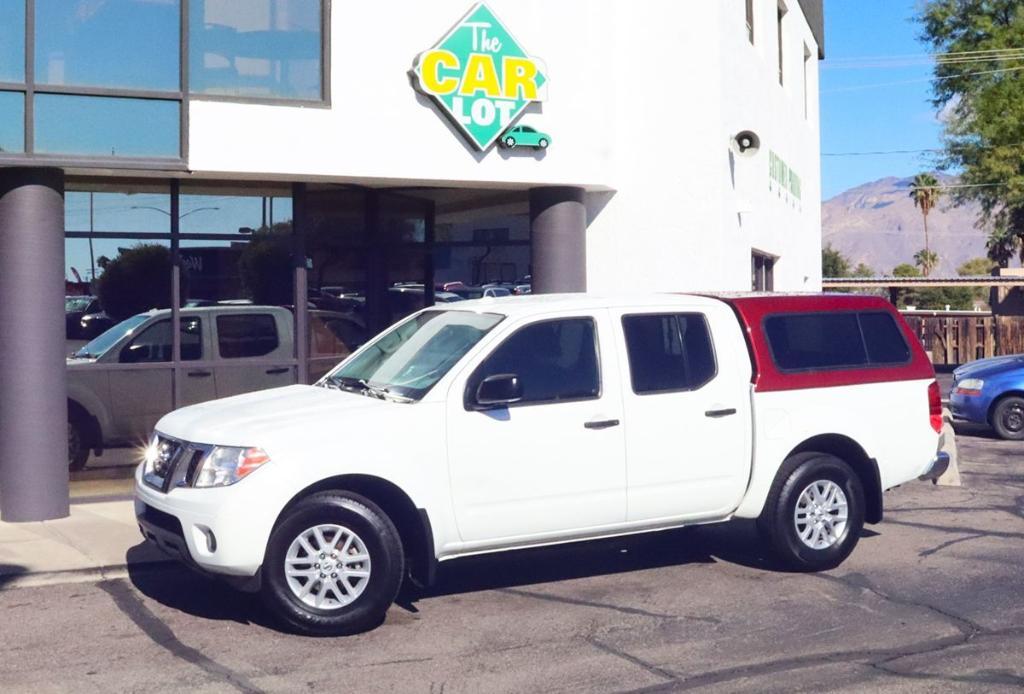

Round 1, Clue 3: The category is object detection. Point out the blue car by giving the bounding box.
[950,355,1024,439]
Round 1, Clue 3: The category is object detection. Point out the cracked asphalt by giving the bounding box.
[3,426,1023,693]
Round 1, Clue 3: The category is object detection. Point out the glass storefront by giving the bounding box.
[63,180,532,469]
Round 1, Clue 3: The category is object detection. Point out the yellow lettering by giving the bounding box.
[458,54,501,98]
[420,50,460,95]
[502,57,538,100]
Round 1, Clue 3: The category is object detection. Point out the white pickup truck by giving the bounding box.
[135,293,948,635]
[67,305,363,470]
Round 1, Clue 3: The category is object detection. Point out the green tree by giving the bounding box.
[822,244,851,277]
[957,256,997,277]
[958,256,997,304]
[986,225,1019,268]
[919,2,1024,262]
[852,262,874,277]
[96,244,177,321]
[914,248,940,276]
[908,172,941,265]
[238,223,294,305]
[891,263,921,308]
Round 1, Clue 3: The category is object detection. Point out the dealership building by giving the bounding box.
[0,0,824,520]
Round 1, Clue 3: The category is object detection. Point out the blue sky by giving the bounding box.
[820,1,944,200]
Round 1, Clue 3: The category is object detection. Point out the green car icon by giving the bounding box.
[501,125,551,149]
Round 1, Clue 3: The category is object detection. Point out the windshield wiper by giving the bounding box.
[324,375,413,403]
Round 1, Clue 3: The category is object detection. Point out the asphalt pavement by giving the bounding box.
[1,422,1022,693]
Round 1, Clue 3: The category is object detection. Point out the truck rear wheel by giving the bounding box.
[261,491,404,636]
[758,452,865,571]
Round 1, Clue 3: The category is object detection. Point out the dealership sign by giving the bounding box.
[412,3,548,150]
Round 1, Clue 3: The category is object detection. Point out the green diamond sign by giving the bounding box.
[412,3,548,151]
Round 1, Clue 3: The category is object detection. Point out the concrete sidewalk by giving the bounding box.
[0,479,171,589]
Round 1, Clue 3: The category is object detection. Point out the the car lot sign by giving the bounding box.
[412,3,547,151]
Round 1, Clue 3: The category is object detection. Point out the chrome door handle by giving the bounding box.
[584,419,620,430]
[705,408,737,418]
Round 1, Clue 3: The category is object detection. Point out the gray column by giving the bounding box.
[0,168,69,522]
[529,186,587,294]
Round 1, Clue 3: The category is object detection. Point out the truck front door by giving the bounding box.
[611,305,752,523]
[446,312,627,544]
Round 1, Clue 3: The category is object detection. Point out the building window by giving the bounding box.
[777,1,787,86]
[189,0,325,102]
[0,92,24,153]
[0,1,25,83]
[803,43,812,119]
[35,94,180,158]
[752,251,775,291]
[745,0,755,44]
[35,0,180,91]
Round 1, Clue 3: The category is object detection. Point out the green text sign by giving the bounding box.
[412,3,548,150]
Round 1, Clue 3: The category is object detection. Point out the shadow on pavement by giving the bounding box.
[124,543,276,630]
[125,519,888,632]
[0,565,28,590]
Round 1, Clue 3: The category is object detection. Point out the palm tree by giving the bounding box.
[914,248,939,277]
[909,173,941,273]
[986,226,1018,268]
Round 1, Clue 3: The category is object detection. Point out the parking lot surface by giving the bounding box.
[2,427,1023,693]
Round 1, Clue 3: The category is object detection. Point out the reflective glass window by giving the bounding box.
[217,314,279,358]
[35,0,180,91]
[765,313,868,371]
[190,0,323,100]
[471,319,601,405]
[36,95,179,158]
[119,317,202,363]
[622,314,717,394]
[0,91,24,153]
[65,183,172,233]
[0,2,25,83]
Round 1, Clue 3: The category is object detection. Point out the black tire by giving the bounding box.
[261,491,404,636]
[991,396,1024,440]
[757,452,865,571]
[68,413,89,472]
[538,138,549,149]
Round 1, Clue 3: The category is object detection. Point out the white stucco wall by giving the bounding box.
[187,0,822,293]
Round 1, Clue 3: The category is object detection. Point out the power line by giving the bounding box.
[823,142,1024,157]
[822,64,1024,94]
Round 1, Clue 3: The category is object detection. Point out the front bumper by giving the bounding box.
[918,451,951,482]
[133,463,275,583]
[949,391,990,424]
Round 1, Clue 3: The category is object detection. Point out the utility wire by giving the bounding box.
[822,65,1024,94]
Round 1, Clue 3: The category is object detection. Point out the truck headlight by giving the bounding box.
[194,446,270,488]
[955,378,984,396]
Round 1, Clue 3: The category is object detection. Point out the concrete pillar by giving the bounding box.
[0,167,69,522]
[530,186,587,294]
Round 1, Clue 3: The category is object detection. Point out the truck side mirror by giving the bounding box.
[474,373,523,409]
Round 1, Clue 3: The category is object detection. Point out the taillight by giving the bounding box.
[928,380,943,433]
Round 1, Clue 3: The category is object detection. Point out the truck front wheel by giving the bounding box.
[758,452,865,571]
[261,491,404,635]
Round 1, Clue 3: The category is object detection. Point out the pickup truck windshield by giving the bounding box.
[72,314,150,359]
[324,310,504,401]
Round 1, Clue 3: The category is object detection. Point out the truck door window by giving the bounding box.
[217,314,279,358]
[469,318,600,405]
[764,313,868,371]
[119,318,202,363]
[622,313,717,394]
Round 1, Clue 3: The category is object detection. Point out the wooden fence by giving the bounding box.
[902,312,1024,365]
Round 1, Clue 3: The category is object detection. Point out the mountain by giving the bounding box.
[821,174,989,276]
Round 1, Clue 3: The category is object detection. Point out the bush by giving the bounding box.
[96,244,175,321]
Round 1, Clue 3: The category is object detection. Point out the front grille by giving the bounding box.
[139,503,184,538]
[143,435,212,492]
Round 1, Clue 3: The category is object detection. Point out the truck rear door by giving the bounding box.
[611,302,753,523]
